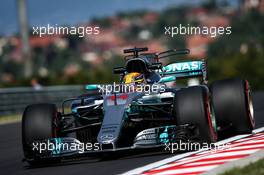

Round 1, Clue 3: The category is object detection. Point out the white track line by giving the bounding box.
[122,127,264,175]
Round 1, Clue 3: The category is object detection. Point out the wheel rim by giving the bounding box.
[246,81,255,128]
[53,112,60,138]
[248,92,254,122]
[210,103,217,133]
[206,95,217,142]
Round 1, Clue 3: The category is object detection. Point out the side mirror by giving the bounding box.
[113,67,126,74]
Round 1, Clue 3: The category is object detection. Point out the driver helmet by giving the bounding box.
[123,72,145,84]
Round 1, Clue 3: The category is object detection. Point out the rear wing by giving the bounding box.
[159,60,208,83]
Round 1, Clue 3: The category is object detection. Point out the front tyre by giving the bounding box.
[173,86,217,143]
[22,103,60,165]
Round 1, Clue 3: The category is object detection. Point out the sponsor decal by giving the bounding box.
[162,61,202,73]
[100,134,114,143]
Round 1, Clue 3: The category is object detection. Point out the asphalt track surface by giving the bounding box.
[0,92,263,175]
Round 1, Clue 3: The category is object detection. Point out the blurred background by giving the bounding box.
[0,0,263,117]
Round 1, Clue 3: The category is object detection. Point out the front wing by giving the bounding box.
[26,124,198,161]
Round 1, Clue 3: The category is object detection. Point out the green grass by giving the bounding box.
[0,114,21,124]
[221,158,264,175]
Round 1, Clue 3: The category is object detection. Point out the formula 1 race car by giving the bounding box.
[22,47,255,165]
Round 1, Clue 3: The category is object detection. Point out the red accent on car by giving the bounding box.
[119,94,128,100]
[109,95,116,101]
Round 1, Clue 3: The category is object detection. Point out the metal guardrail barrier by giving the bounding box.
[0,85,85,116]
[0,84,262,117]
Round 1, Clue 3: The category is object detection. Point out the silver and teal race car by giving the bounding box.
[22,47,255,165]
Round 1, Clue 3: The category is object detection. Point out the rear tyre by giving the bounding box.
[173,86,217,143]
[210,78,254,134]
[22,103,60,165]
